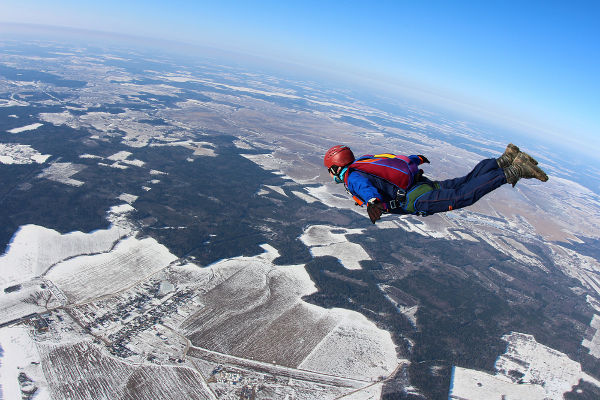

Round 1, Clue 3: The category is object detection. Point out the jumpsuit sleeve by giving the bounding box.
[347,171,382,204]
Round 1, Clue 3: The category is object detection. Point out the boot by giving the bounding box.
[504,152,549,187]
[496,143,520,168]
[497,143,539,168]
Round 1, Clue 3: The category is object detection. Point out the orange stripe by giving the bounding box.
[352,196,364,206]
[356,158,379,163]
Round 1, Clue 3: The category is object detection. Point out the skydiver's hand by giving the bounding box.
[416,168,424,182]
[417,155,430,164]
[367,199,385,224]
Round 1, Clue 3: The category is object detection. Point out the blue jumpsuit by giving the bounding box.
[345,158,507,216]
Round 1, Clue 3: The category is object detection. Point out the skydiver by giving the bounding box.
[323,144,548,224]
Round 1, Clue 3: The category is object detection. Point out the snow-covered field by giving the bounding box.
[150,140,216,157]
[34,339,214,400]
[0,326,51,400]
[449,366,546,400]
[45,236,177,304]
[300,225,370,270]
[37,162,86,187]
[0,224,125,287]
[0,279,62,325]
[298,310,400,380]
[6,122,43,133]
[0,143,50,164]
[178,244,400,398]
[1,221,399,399]
[450,332,600,400]
[583,314,600,358]
[292,190,319,203]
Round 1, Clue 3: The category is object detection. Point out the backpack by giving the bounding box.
[343,153,420,192]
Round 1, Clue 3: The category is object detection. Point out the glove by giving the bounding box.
[367,199,385,224]
[417,155,430,164]
[415,168,424,182]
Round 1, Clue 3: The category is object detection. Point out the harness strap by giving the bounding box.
[388,182,441,215]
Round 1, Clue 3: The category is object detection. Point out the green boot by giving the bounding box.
[497,143,539,168]
[504,152,549,187]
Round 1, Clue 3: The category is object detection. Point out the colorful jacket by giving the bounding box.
[342,154,427,208]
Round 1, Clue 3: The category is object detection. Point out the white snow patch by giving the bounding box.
[264,185,287,197]
[79,153,102,159]
[150,140,216,157]
[122,158,145,167]
[449,366,546,400]
[305,185,364,216]
[233,139,253,150]
[6,123,43,133]
[109,162,128,170]
[45,236,177,304]
[549,243,600,297]
[0,326,50,400]
[300,225,370,270]
[118,193,138,204]
[0,98,29,107]
[298,309,399,380]
[108,204,135,215]
[453,230,479,242]
[37,162,85,186]
[256,188,269,196]
[451,332,600,399]
[292,190,319,203]
[257,243,280,263]
[150,169,167,175]
[107,151,132,161]
[587,295,600,313]
[495,332,600,399]
[0,224,126,287]
[583,314,600,358]
[194,244,400,382]
[39,110,78,128]
[0,143,50,164]
[242,153,290,175]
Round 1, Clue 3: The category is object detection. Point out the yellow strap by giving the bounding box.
[373,153,397,158]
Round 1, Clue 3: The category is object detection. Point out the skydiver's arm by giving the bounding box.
[346,171,383,204]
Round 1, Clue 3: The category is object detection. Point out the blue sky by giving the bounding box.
[2,1,599,155]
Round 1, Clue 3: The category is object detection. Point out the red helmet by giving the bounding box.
[324,145,355,169]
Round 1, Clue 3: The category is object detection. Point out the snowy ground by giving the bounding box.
[450,332,600,400]
[449,366,546,400]
[1,223,401,399]
[0,326,51,400]
[182,244,400,382]
[6,122,43,133]
[0,143,50,164]
[583,315,600,358]
[300,225,370,270]
[0,224,126,287]
[37,162,86,187]
[45,236,177,304]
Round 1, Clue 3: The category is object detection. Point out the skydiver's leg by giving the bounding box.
[437,158,500,190]
[413,166,506,215]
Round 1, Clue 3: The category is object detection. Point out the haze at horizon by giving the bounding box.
[2,1,598,159]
